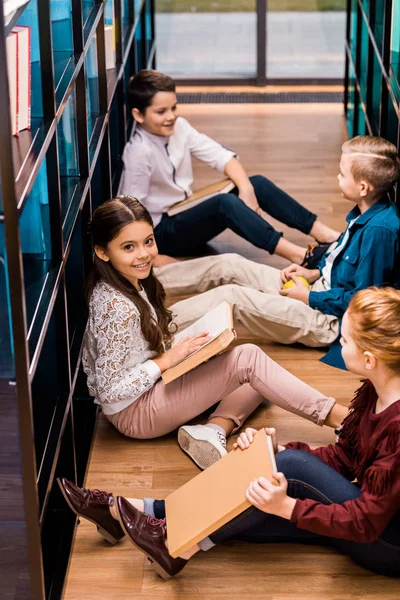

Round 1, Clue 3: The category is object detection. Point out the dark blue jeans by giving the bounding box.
[154,450,400,577]
[154,175,317,256]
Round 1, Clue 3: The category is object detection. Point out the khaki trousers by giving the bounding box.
[155,254,339,348]
[106,344,335,439]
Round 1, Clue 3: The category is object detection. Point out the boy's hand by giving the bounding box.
[279,275,310,304]
[281,264,320,284]
[245,473,296,519]
[238,186,260,212]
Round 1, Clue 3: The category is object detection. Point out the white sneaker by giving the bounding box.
[178,425,227,470]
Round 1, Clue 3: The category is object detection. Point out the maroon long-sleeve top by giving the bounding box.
[285,380,400,543]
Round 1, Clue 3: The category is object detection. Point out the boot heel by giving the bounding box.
[97,526,119,545]
[147,558,171,580]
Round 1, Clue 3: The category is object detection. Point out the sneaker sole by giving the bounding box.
[178,429,225,470]
[56,478,121,545]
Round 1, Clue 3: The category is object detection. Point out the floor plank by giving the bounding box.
[63,104,399,599]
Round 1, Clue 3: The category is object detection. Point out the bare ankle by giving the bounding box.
[325,402,348,429]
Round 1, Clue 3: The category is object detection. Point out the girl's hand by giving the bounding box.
[155,332,212,371]
[280,264,320,284]
[233,427,258,450]
[245,473,296,519]
[233,427,284,453]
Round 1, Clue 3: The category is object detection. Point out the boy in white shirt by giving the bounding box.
[118,69,339,265]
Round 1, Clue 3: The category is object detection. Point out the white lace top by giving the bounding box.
[82,281,162,415]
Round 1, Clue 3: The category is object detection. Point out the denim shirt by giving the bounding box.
[309,197,400,369]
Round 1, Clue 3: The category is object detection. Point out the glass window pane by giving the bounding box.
[386,96,399,146]
[121,0,131,42]
[357,100,367,135]
[156,0,257,77]
[368,50,381,135]
[145,0,153,59]
[372,0,385,55]
[20,161,52,329]
[82,0,94,24]
[31,291,69,487]
[0,221,14,378]
[358,11,369,104]
[124,53,135,137]
[58,88,80,220]
[65,217,87,375]
[85,36,100,141]
[109,95,124,193]
[267,0,346,79]
[50,0,74,87]
[349,0,358,64]
[346,61,356,138]
[391,0,400,85]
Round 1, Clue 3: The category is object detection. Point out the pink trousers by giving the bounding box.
[106,344,335,439]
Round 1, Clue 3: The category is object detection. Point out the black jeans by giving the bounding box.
[154,450,400,578]
[154,175,317,256]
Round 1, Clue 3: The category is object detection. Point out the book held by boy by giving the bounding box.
[161,301,236,384]
[167,179,235,217]
[165,429,277,558]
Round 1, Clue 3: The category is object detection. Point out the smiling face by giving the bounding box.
[95,220,158,290]
[133,91,178,137]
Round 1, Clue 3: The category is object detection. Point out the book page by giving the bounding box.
[172,302,232,347]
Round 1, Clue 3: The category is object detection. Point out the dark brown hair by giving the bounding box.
[342,135,400,196]
[86,196,175,353]
[128,69,175,113]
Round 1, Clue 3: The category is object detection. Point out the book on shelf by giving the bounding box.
[167,179,235,217]
[104,25,116,70]
[161,301,236,385]
[13,25,30,131]
[6,24,31,136]
[6,30,18,136]
[166,429,278,558]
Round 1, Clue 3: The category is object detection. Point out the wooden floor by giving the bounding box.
[63,104,399,600]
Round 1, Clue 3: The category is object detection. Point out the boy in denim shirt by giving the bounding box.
[157,135,400,369]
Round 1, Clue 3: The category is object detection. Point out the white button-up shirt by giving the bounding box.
[117,117,236,226]
[321,216,360,289]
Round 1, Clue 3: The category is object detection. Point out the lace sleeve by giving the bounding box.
[93,294,160,405]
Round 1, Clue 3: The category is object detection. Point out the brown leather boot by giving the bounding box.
[116,496,187,579]
[57,478,125,544]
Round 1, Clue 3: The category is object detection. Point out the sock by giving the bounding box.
[143,498,156,516]
[204,423,227,447]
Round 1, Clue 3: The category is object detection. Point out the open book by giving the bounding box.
[166,429,277,558]
[167,179,235,217]
[161,301,236,384]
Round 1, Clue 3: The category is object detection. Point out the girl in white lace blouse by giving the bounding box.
[82,196,346,470]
